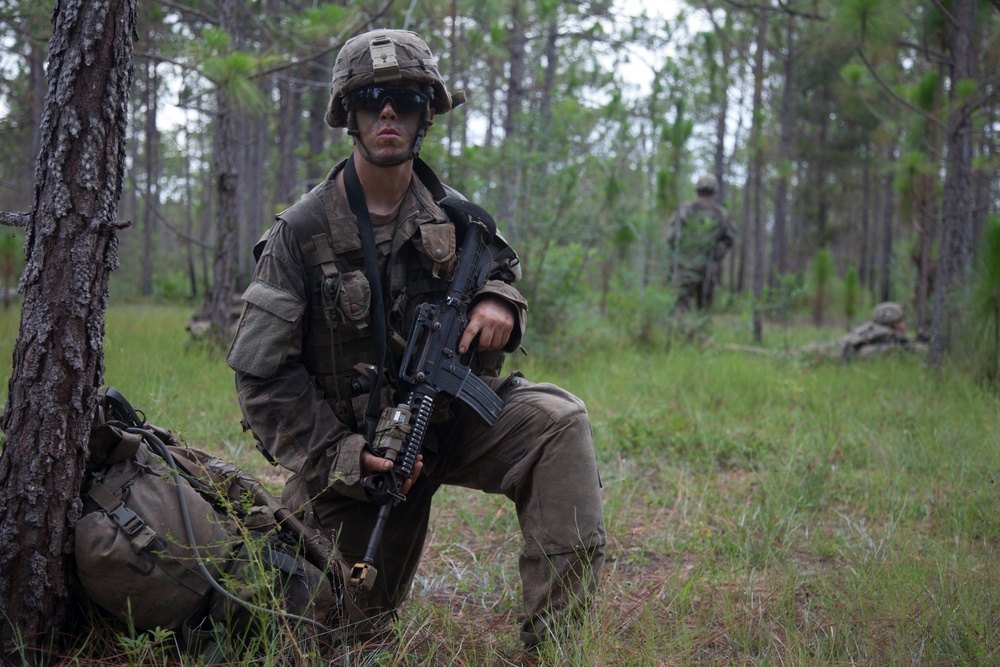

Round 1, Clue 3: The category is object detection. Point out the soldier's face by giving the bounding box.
[353,82,430,164]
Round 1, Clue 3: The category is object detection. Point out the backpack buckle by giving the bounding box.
[108,502,156,551]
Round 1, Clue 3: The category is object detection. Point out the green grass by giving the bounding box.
[1,302,999,665]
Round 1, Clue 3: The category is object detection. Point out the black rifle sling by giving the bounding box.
[412,158,497,240]
[343,156,388,444]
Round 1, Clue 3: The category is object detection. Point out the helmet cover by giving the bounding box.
[325,29,462,128]
[872,302,904,326]
[695,173,719,194]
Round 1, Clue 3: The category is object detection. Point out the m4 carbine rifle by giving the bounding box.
[351,200,506,591]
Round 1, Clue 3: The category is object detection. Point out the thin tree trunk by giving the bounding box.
[497,0,527,243]
[206,0,241,339]
[879,153,895,302]
[238,98,266,290]
[748,11,768,342]
[713,41,731,205]
[859,146,871,290]
[869,163,883,302]
[914,168,937,337]
[445,0,458,178]
[914,67,944,338]
[276,68,303,206]
[27,38,46,199]
[142,57,159,296]
[0,0,137,654]
[931,0,977,365]
[738,170,751,294]
[184,112,197,298]
[199,125,213,296]
[771,14,794,286]
[306,54,331,189]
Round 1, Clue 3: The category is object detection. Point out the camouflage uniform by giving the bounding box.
[798,302,924,360]
[836,302,918,360]
[227,157,606,646]
[666,175,735,311]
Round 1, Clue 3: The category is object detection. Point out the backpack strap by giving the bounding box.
[87,481,157,551]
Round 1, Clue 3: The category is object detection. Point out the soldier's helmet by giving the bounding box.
[872,302,904,326]
[325,29,464,129]
[695,173,718,194]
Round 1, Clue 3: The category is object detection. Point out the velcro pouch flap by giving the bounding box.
[86,422,142,472]
[417,222,456,278]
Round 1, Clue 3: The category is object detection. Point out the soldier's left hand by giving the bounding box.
[460,296,515,354]
[362,450,423,496]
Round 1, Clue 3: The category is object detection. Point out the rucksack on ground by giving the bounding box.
[73,387,364,657]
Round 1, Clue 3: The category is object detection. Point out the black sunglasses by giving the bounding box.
[344,86,429,116]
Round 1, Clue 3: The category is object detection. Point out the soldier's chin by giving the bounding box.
[365,144,412,166]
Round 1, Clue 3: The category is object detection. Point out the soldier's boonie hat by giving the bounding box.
[325,29,465,128]
[695,173,718,194]
[872,302,904,325]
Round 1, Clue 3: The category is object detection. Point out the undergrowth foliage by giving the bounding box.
[1,303,998,665]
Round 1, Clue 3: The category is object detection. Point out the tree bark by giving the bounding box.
[206,0,241,340]
[496,0,527,243]
[859,145,871,290]
[771,14,794,286]
[748,12,768,342]
[142,56,159,297]
[27,36,47,197]
[0,0,137,655]
[879,153,895,302]
[305,54,332,190]
[931,0,977,365]
[276,67,304,206]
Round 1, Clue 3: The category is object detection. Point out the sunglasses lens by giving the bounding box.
[346,87,427,115]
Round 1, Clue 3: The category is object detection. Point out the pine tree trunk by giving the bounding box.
[276,68,303,206]
[771,14,794,286]
[306,54,331,190]
[749,11,768,342]
[0,0,137,655]
[931,0,977,365]
[205,0,242,339]
[208,89,240,337]
[859,146,871,290]
[879,156,895,302]
[496,1,526,244]
[26,39,47,203]
[142,57,159,297]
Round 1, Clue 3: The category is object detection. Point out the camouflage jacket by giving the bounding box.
[838,322,910,360]
[226,159,527,500]
[666,199,735,281]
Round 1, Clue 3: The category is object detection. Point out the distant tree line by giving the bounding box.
[0,0,996,350]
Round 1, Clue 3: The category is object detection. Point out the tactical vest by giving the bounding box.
[264,171,457,429]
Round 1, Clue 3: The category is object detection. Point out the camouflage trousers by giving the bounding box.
[283,374,607,647]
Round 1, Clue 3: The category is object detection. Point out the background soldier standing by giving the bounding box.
[226,29,605,651]
[666,174,736,312]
